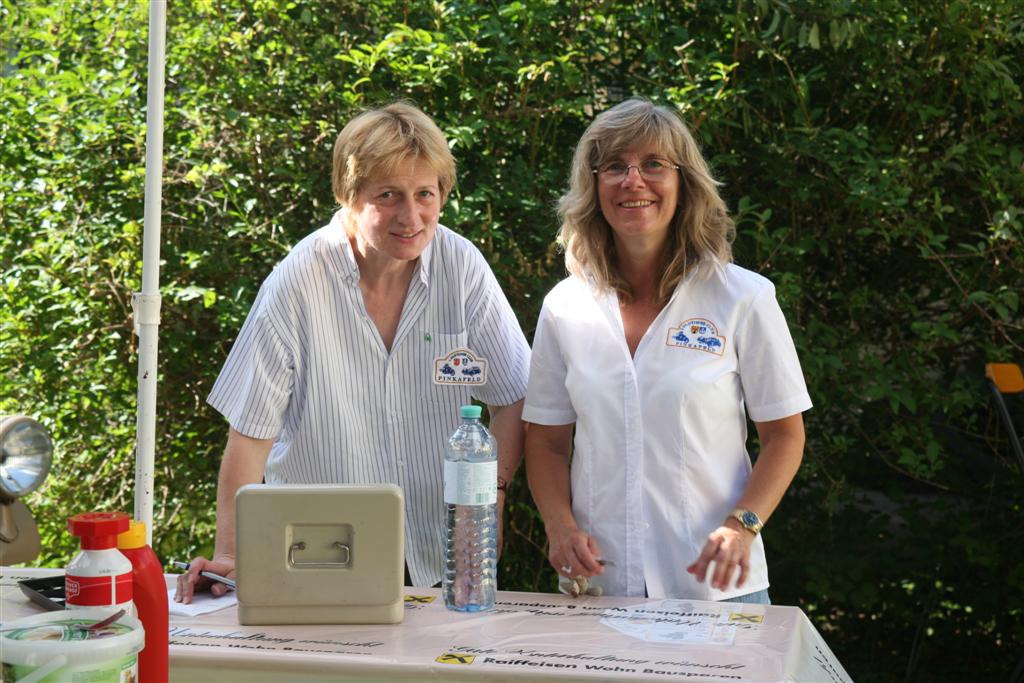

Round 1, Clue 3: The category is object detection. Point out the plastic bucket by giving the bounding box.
[0,608,144,683]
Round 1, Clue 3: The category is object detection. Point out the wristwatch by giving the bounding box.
[729,508,764,534]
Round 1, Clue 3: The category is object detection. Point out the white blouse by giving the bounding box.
[523,263,812,599]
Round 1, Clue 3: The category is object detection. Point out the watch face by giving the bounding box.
[742,511,759,527]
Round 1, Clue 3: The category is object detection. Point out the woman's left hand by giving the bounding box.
[686,521,755,591]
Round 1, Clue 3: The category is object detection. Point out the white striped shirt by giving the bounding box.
[207,212,530,586]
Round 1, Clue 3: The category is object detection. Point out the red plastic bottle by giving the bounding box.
[118,520,169,683]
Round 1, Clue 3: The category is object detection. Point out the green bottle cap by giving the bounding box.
[460,405,483,419]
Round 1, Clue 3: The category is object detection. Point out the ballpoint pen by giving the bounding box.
[171,560,236,590]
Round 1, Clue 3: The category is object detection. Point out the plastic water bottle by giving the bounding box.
[443,404,498,612]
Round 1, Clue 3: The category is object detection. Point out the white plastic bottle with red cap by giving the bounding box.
[65,511,134,614]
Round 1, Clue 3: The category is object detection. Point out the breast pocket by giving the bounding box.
[419,331,474,413]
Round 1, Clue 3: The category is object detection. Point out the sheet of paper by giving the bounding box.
[167,588,237,616]
[598,599,768,646]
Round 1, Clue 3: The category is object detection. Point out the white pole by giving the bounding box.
[133,0,167,545]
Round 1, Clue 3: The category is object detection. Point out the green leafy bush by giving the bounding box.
[2,1,1021,679]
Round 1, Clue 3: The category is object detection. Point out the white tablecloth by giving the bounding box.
[1,567,851,682]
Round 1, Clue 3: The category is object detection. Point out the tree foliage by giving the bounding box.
[2,1,1022,679]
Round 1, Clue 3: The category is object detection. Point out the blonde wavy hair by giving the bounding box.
[331,101,456,212]
[557,98,734,303]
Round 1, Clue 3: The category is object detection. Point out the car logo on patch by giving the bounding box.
[667,318,726,356]
[434,348,489,385]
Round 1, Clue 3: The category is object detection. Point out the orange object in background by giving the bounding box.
[118,520,169,683]
[985,362,1024,475]
[986,362,1024,393]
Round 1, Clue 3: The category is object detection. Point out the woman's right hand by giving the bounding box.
[174,554,235,604]
[525,423,603,578]
[547,524,605,578]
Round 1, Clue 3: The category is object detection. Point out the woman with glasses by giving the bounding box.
[523,98,811,602]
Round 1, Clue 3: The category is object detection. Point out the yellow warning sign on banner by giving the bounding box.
[436,652,476,665]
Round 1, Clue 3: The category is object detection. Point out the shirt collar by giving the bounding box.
[323,209,433,288]
[317,210,357,285]
[416,227,434,286]
[581,257,725,309]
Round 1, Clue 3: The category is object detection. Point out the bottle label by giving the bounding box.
[66,572,133,607]
[444,460,498,505]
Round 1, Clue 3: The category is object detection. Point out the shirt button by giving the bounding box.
[644,523,650,529]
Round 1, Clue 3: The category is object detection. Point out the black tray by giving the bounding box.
[18,575,66,611]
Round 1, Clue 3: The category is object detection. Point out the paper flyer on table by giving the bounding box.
[167,588,237,616]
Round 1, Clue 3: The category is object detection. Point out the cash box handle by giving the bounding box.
[288,541,351,568]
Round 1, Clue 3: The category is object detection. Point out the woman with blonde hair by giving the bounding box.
[177,102,530,602]
[524,98,811,602]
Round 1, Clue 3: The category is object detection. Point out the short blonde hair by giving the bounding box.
[557,98,734,303]
[331,101,456,208]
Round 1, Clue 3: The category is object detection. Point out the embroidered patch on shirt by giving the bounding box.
[666,318,726,356]
[434,347,489,385]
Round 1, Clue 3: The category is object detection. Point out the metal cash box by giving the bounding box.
[235,484,405,625]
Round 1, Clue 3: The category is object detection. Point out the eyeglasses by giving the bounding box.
[592,158,681,183]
